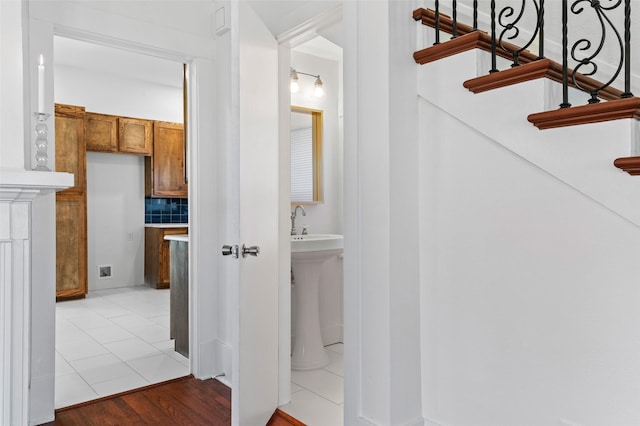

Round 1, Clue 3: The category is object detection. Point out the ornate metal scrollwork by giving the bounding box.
[569,0,625,103]
[497,0,545,67]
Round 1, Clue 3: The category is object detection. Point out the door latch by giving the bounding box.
[221,244,239,258]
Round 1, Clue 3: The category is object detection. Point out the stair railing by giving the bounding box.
[421,0,633,108]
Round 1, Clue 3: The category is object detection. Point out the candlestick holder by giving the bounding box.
[32,112,51,171]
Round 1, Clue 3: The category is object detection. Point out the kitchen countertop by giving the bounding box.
[164,234,189,243]
[145,224,188,228]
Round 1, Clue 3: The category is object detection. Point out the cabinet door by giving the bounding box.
[85,112,118,152]
[147,121,187,198]
[119,117,152,155]
[56,193,88,299]
[55,104,86,193]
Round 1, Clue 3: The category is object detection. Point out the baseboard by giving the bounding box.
[30,414,55,426]
[353,416,426,426]
[321,324,344,346]
[213,339,232,382]
[423,417,446,426]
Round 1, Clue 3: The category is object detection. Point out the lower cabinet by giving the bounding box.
[144,227,188,288]
[56,193,88,299]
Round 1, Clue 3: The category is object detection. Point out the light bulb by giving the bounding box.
[314,76,324,97]
[290,68,299,93]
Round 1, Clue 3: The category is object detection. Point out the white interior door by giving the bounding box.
[230,2,280,424]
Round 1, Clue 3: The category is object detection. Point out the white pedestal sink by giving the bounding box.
[291,234,343,370]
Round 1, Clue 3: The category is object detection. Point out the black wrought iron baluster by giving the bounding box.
[570,0,625,104]
[538,0,545,59]
[561,0,571,108]
[452,0,458,39]
[497,1,544,68]
[434,0,441,45]
[473,0,478,31]
[490,0,498,73]
[622,0,633,97]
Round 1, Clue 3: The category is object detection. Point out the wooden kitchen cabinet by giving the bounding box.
[145,121,187,198]
[85,112,118,152]
[86,113,152,156]
[55,104,88,299]
[144,227,188,289]
[119,117,152,155]
[55,195,88,299]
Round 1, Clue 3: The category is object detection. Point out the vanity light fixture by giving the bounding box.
[290,68,299,93]
[290,67,324,97]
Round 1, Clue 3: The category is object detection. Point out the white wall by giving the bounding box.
[85,152,145,290]
[419,98,640,425]
[54,62,183,290]
[0,0,27,170]
[290,50,342,235]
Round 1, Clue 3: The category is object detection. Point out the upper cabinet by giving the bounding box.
[55,104,87,193]
[145,121,187,198]
[85,112,118,152]
[119,117,153,155]
[86,112,152,156]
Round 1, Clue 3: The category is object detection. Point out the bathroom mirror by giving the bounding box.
[291,106,323,203]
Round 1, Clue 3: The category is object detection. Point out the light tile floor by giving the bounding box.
[281,343,344,426]
[57,286,345,425]
[55,286,189,409]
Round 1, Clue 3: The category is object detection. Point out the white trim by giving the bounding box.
[0,170,73,192]
[277,5,342,48]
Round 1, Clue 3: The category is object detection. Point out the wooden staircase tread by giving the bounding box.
[527,97,640,130]
[463,59,552,93]
[267,408,307,426]
[614,156,640,176]
[414,31,484,64]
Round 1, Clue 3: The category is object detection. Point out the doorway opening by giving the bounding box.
[279,34,345,425]
[53,36,190,408]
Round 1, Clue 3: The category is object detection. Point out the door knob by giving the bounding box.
[241,244,260,258]
[221,244,239,258]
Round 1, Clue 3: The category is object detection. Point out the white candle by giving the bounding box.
[38,54,45,114]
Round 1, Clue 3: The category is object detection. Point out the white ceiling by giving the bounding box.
[247,0,342,44]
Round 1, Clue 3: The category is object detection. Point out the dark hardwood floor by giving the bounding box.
[43,375,304,426]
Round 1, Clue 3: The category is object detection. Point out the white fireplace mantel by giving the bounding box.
[0,169,73,426]
[0,169,75,194]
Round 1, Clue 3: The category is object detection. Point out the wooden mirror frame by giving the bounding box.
[290,106,323,204]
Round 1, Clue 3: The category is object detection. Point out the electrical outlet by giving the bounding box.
[128,232,134,241]
[98,265,112,279]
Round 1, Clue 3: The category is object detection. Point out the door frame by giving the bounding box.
[26,5,219,419]
[48,27,209,373]
[275,6,344,407]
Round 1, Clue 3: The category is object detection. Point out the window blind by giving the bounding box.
[291,127,313,202]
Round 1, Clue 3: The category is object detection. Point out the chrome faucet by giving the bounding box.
[290,205,306,235]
